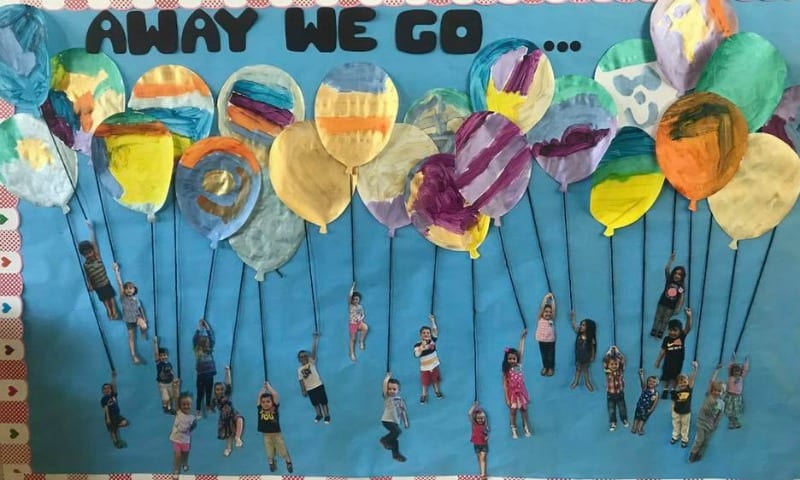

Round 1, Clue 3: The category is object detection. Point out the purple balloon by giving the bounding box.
[760,85,800,154]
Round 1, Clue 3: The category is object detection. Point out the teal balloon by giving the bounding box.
[696,32,787,132]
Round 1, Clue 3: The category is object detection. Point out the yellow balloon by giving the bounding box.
[269,121,354,233]
[708,132,800,249]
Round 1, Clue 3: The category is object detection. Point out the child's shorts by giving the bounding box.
[420,366,441,387]
[94,283,116,301]
[348,321,362,335]
[308,385,328,406]
[105,415,127,431]
[660,363,682,381]
[473,443,488,454]
[172,441,191,454]
[262,433,289,459]
[158,382,175,403]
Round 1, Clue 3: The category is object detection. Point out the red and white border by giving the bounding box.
[21,476,740,480]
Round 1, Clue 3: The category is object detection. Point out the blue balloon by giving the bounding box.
[0,5,49,113]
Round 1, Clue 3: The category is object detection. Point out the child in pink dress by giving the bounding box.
[502,328,531,439]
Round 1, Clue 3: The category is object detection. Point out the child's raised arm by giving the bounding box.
[688,361,699,388]
[112,262,124,291]
[311,331,320,361]
[429,314,438,337]
[266,381,279,404]
[569,310,579,333]
[638,368,646,389]
[348,282,356,302]
[382,372,391,397]
[110,370,118,393]
[538,293,555,319]
[517,329,527,360]
[152,336,160,363]
[257,382,268,406]
[683,308,693,335]
[664,252,675,279]
[467,401,478,422]
[224,365,232,387]
[742,356,750,376]
[708,363,723,392]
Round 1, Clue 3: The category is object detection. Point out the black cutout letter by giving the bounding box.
[395,9,437,54]
[86,11,127,54]
[126,10,179,55]
[338,7,376,52]
[440,10,482,54]
[182,10,220,53]
[285,7,336,53]
[215,8,257,52]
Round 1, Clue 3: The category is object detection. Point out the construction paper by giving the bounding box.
[760,85,800,153]
[175,136,261,248]
[128,64,214,159]
[0,113,76,211]
[695,32,787,132]
[453,111,533,225]
[91,111,174,221]
[708,133,800,249]
[468,38,554,133]
[649,0,738,93]
[590,126,664,236]
[404,88,471,153]
[217,65,304,147]
[315,62,398,173]
[593,39,679,138]
[42,48,125,155]
[0,5,48,114]
[269,120,353,234]
[357,123,438,237]
[655,91,747,211]
[527,75,618,192]
[405,152,491,259]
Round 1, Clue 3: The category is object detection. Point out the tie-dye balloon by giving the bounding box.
[469,38,555,134]
[357,124,439,236]
[128,65,214,159]
[590,127,664,236]
[594,39,679,138]
[42,48,125,155]
[453,112,533,225]
[405,153,491,259]
[760,85,800,153]
[176,137,261,248]
[0,113,76,212]
[229,166,305,281]
[91,111,174,222]
[0,5,49,113]
[650,0,738,93]
[404,88,471,154]
[695,32,787,132]
[217,65,304,147]
[527,75,618,192]
[315,63,399,173]
[655,92,747,211]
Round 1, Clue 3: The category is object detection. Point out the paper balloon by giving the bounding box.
[527,75,618,192]
[760,85,800,153]
[229,166,305,281]
[708,133,800,249]
[405,153,491,259]
[0,5,49,114]
[91,111,174,221]
[650,0,738,93]
[593,39,679,138]
[0,113,76,211]
[42,48,125,155]
[269,121,354,234]
[468,38,555,134]
[404,88,471,153]
[176,137,261,247]
[128,65,214,159]
[315,63,398,173]
[454,112,533,225]
[357,124,439,236]
[655,91,747,211]
[695,32,787,132]
[590,127,664,236]
[217,65,304,147]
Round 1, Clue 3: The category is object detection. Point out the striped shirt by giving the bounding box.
[414,336,440,371]
[84,258,110,288]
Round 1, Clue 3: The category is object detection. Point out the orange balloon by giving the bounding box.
[656,92,748,211]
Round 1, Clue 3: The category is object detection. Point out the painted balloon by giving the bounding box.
[649,0,738,93]
[269,121,353,234]
[176,137,262,248]
[760,85,800,153]
[404,88,471,153]
[405,153,491,259]
[42,48,125,155]
[0,5,49,113]
[527,75,618,192]
[315,63,399,173]
[655,91,747,211]
[695,32,787,132]
[590,127,664,236]
[454,111,533,225]
[128,65,214,158]
[594,39,679,138]
[469,38,555,134]
[0,113,76,212]
[217,65,304,147]
[708,133,800,249]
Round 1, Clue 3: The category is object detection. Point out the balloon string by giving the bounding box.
[41,106,88,221]
[349,175,357,285]
[471,259,478,403]
[562,192,574,311]
[202,248,218,324]
[91,169,118,264]
[386,236,394,373]
[609,235,616,345]
[718,248,739,365]
[693,214,713,361]
[257,279,269,381]
[525,188,552,293]
[733,228,777,355]
[687,210,693,308]
[304,222,319,333]
[498,226,528,329]
[671,189,677,254]
[229,263,247,371]
[150,222,158,338]
[65,215,115,372]
[430,246,439,315]
[639,214,647,369]
[173,190,182,379]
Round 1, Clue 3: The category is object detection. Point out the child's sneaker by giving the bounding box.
[163,406,172,414]
[523,425,532,437]
[670,437,678,445]
[622,420,630,428]
[392,453,407,462]
[268,461,276,472]
[419,395,427,404]
[286,462,293,473]
[235,437,243,448]
[114,439,127,449]
[324,416,331,424]
[511,425,519,439]
[314,415,323,423]
[681,441,688,448]
[223,448,231,457]
[435,391,444,399]
[609,423,616,432]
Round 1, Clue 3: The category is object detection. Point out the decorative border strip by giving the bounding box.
[21,475,740,480]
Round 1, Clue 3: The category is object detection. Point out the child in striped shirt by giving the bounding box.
[413,314,442,403]
[79,220,117,320]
